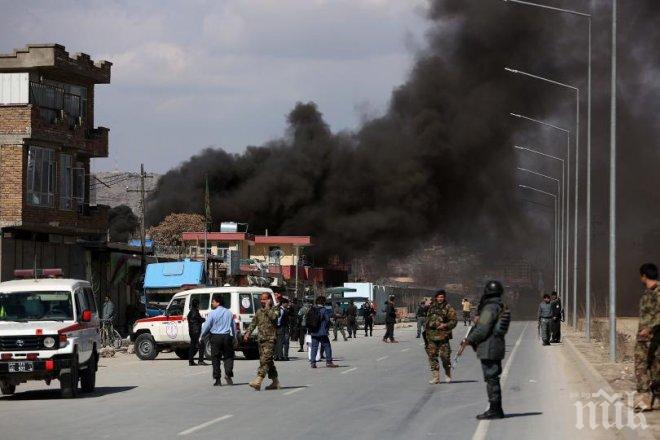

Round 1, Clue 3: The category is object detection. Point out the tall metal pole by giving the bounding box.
[518,185,558,289]
[505,70,578,319]
[608,0,617,363]
[295,246,300,298]
[517,167,561,291]
[504,0,594,332]
[140,163,146,271]
[572,90,579,328]
[510,114,571,319]
[514,146,566,302]
[585,15,593,339]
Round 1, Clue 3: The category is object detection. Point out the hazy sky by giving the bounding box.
[0,0,428,172]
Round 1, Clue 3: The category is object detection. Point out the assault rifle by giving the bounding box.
[453,325,473,369]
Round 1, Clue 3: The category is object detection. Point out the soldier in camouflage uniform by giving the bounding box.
[424,290,457,384]
[332,302,348,342]
[633,263,660,412]
[244,292,281,391]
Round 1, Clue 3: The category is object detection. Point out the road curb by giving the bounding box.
[563,335,616,395]
[563,334,655,440]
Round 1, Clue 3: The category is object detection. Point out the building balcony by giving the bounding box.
[85,127,109,158]
[16,202,109,236]
[0,104,108,158]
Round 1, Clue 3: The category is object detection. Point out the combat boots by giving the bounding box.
[429,371,440,384]
[249,376,263,391]
[265,378,281,390]
[476,403,504,420]
[224,376,233,386]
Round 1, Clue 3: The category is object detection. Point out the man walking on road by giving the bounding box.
[538,294,553,346]
[275,297,290,361]
[187,298,207,366]
[346,300,358,338]
[361,300,375,337]
[298,298,312,352]
[383,296,398,343]
[425,290,457,384]
[244,293,281,391]
[460,280,509,420]
[461,298,471,326]
[332,302,348,342]
[633,263,659,412]
[416,300,428,338]
[308,296,339,368]
[550,292,563,343]
[200,294,235,386]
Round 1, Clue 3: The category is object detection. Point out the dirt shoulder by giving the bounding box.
[563,323,658,438]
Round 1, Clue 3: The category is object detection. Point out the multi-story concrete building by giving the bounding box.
[0,44,111,280]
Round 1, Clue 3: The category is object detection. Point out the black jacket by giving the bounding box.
[466,295,505,360]
[385,303,397,324]
[187,308,205,335]
[551,299,563,319]
[361,304,375,320]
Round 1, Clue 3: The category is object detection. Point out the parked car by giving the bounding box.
[0,275,101,398]
[131,286,275,361]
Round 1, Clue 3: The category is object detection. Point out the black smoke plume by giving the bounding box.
[108,205,139,243]
[147,1,660,315]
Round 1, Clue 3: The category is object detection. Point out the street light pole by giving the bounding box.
[609,0,618,363]
[518,184,559,296]
[506,67,580,328]
[503,0,594,338]
[514,145,566,302]
[516,167,562,291]
[510,113,571,321]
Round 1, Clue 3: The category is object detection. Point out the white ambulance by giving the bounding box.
[131,286,275,361]
[0,272,101,398]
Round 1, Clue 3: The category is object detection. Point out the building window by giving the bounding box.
[27,146,56,207]
[59,154,73,209]
[29,80,87,123]
[73,161,85,206]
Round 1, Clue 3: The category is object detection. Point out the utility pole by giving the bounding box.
[608,0,618,362]
[127,164,154,271]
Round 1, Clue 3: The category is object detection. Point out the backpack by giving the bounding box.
[493,304,511,336]
[306,306,322,333]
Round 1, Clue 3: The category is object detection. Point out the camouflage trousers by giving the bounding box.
[634,340,659,393]
[333,321,347,341]
[426,339,451,374]
[257,339,278,379]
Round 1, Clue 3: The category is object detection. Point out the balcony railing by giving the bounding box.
[29,81,83,123]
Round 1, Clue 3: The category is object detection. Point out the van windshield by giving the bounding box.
[0,291,74,321]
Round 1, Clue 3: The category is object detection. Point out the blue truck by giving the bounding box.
[141,259,206,317]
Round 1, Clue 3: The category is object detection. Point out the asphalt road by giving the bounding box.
[0,322,628,439]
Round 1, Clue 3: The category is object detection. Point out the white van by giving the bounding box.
[131,287,275,361]
[0,277,101,398]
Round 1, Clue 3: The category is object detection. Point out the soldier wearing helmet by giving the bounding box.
[460,280,508,420]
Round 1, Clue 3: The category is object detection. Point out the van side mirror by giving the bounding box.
[81,310,92,322]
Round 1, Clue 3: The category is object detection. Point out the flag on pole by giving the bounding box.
[205,175,212,228]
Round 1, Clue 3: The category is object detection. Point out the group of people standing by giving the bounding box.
[416,282,511,420]
[537,291,563,345]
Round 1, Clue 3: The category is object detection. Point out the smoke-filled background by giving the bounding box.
[147,0,660,316]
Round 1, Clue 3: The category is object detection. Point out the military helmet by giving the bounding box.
[483,280,504,297]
